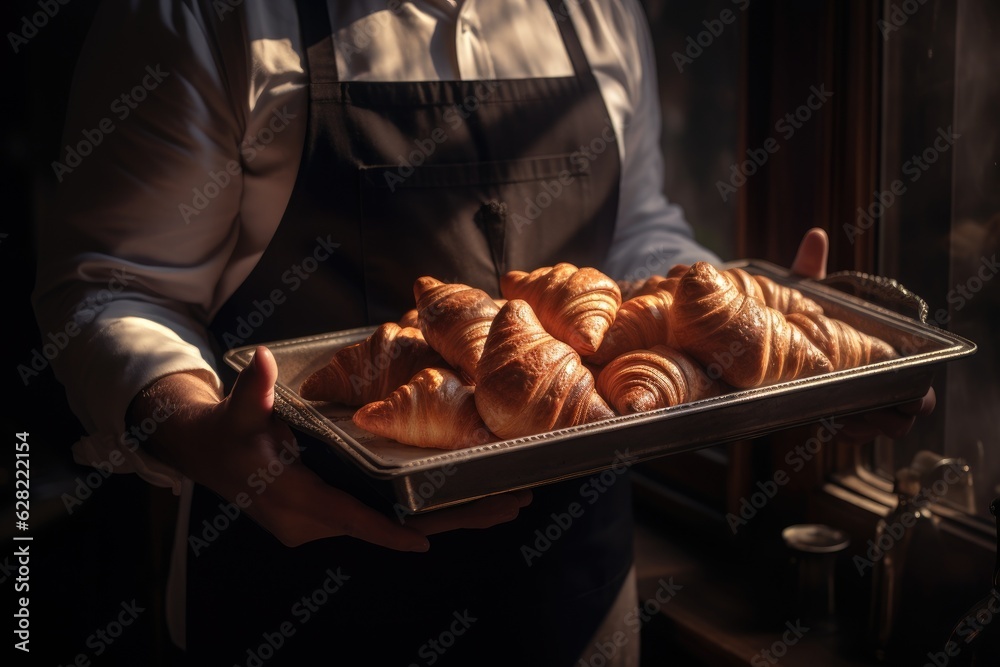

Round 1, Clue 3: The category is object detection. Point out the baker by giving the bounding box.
[34,1,933,664]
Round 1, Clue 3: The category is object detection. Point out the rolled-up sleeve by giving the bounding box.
[32,0,247,486]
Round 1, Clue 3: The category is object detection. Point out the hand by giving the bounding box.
[133,346,531,551]
[789,228,936,443]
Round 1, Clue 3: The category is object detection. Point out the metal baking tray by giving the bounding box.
[224,260,976,513]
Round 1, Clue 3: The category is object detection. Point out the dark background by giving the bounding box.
[2,1,178,665]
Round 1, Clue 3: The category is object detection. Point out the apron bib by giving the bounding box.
[190,2,632,664]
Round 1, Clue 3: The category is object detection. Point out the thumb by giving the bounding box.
[790,227,829,279]
[228,346,279,419]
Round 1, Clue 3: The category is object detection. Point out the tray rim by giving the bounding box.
[223,259,977,481]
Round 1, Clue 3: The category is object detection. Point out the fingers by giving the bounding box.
[257,470,431,552]
[325,487,431,552]
[228,346,279,419]
[252,459,535,551]
[835,418,881,445]
[861,409,917,440]
[790,227,829,280]
[896,387,937,416]
[407,490,533,535]
[852,389,934,440]
[833,388,934,444]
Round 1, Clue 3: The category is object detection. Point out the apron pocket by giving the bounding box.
[358,154,591,323]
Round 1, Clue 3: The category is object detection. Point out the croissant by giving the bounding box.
[414,277,500,382]
[353,368,494,449]
[670,262,833,388]
[500,263,621,355]
[667,264,690,279]
[727,267,823,315]
[586,291,674,366]
[618,275,667,300]
[300,323,445,405]
[657,276,681,296]
[654,263,692,296]
[787,311,898,370]
[667,264,823,316]
[398,308,419,328]
[596,345,722,414]
[404,301,501,328]
[475,299,615,439]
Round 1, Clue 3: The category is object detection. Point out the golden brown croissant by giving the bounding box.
[500,263,621,355]
[670,262,833,388]
[596,345,722,414]
[300,323,445,405]
[654,263,692,296]
[403,300,500,328]
[787,311,898,370]
[727,267,823,315]
[352,368,494,449]
[398,308,420,328]
[586,291,674,366]
[475,300,615,439]
[618,275,666,300]
[668,264,822,315]
[414,277,500,382]
[657,276,681,296]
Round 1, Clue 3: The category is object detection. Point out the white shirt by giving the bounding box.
[33,0,717,497]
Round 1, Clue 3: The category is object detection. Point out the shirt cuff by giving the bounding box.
[71,432,188,493]
[55,315,224,494]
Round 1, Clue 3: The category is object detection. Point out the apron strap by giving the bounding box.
[200,0,250,137]
[545,0,593,78]
[299,0,592,84]
[297,0,340,84]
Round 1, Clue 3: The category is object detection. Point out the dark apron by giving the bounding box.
[188,2,632,664]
